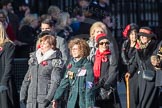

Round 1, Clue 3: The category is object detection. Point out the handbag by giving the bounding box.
[142,70,155,81]
[99,87,114,100]
[137,53,155,81]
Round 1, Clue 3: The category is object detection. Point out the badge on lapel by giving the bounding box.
[77,68,86,76]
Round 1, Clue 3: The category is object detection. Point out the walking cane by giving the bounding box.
[125,73,130,108]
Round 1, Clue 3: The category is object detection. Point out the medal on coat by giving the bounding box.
[67,71,74,79]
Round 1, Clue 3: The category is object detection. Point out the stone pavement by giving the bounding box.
[117,81,126,108]
[117,81,162,108]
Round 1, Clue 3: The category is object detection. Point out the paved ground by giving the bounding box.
[117,81,162,108]
[117,81,126,108]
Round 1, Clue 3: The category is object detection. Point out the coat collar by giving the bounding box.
[30,49,62,64]
[36,49,55,64]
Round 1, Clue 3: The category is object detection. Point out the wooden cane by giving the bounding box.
[125,74,130,108]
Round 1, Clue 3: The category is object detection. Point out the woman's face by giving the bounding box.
[40,40,52,54]
[129,30,137,42]
[140,36,150,44]
[92,27,105,41]
[98,39,109,52]
[41,23,52,32]
[71,44,81,59]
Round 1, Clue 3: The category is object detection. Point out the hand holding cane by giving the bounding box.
[125,73,130,108]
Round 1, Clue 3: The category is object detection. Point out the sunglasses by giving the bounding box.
[99,41,110,45]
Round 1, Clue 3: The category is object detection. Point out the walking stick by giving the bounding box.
[125,73,130,108]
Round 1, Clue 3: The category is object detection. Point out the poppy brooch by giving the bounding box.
[67,63,72,69]
[0,47,3,51]
[41,61,48,66]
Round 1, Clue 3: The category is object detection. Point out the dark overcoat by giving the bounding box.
[130,39,160,108]
[0,42,19,108]
[20,50,64,108]
[121,39,139,108]
[54,58,94,108]
[94,54,121,108]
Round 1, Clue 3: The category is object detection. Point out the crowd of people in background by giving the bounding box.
[0,0,162,108]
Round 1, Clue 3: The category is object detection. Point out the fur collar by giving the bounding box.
[36,49,55,64]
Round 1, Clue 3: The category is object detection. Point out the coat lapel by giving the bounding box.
[0,49,4,57]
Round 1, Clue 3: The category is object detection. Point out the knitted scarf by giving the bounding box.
[93,49,111,83]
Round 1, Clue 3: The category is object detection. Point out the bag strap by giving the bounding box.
[136,50,146,71]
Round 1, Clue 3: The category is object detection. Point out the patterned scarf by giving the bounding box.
[93,49,111,83]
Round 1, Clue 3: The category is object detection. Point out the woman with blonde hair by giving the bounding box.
[88,21,119,63]
[55,12,73,41]
[0,22,19,108]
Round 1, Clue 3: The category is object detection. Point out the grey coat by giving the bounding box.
[56,36,69,64]
[20,50,64,108]
[0,42,19,108]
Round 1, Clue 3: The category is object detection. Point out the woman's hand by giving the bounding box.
[52,100,58,108]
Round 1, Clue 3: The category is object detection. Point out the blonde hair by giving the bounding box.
[47,5,61,15]
[0,22,10,46]
[19,14,37,29]
[90,21,108,40]
[55,12,70,30]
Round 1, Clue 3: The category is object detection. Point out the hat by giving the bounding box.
[137,27,156,38]
[96,33,109,44]
[122,23,138,38]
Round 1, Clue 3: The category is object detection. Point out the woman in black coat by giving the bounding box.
[0,22,19,108]
[121,23,139,108]
[93,33,121,108]
[130,27,159,108]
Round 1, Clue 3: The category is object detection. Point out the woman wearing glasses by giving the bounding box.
[93,33,121,108]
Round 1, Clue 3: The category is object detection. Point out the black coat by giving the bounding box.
[121,39,139,108]
[94,54,121,108]
[0,42,19,108]
[130,40,160,108]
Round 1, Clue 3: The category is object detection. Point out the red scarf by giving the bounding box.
[93,49,111,83]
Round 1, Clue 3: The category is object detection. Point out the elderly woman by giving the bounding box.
[129,27,159,108]
[93,33,121,108]
[88,21,119,64]
[20,35,64,108]
[121,23,139,108]
[52,38,94,108]
[0,22,19,108]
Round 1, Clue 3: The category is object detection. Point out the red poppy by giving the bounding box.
[41,61,48,66]
[135,42,140,50]
[102,56,108,62]
[67,64,72,69]
[0,47,3,51]
[37,44,40,49]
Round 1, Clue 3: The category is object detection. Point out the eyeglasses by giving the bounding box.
[99,41,110,45]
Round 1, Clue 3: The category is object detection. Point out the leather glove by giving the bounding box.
[43,99,51,107]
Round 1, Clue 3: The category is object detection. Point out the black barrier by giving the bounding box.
[13,58,29,92]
